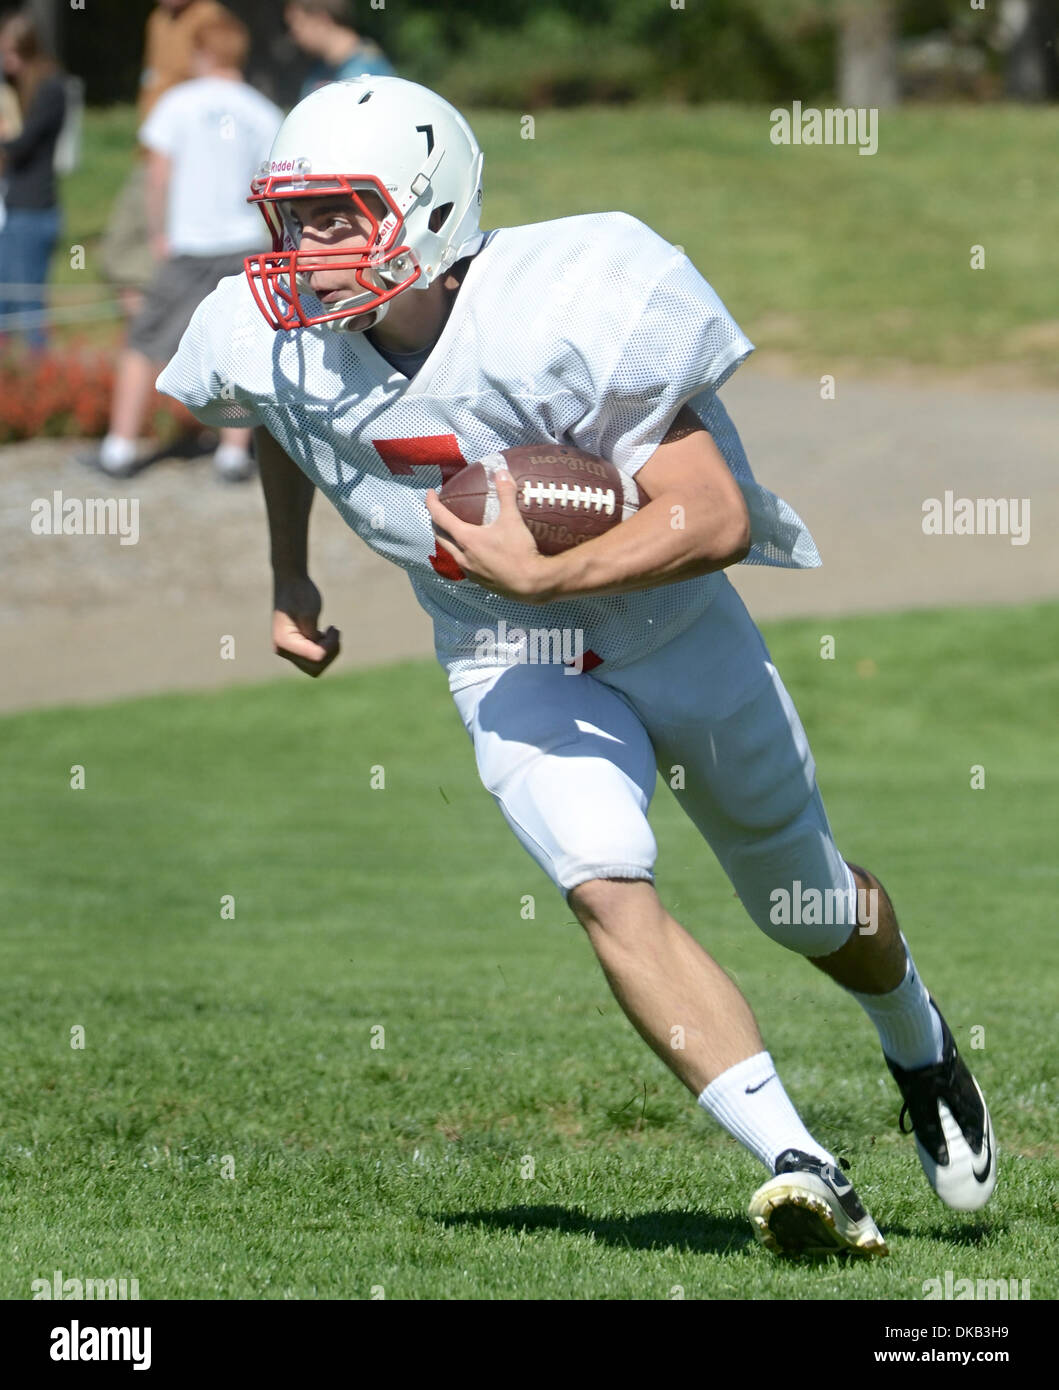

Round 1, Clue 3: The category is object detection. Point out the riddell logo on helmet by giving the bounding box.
[270,159,301,173]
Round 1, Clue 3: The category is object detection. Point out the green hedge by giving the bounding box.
[388,1,837,108]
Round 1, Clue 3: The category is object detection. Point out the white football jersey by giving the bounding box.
[157,212,820,690]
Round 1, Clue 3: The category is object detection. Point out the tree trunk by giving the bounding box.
[838,0,900,108]
[27,0,60,57]
[1002,0,1059,100]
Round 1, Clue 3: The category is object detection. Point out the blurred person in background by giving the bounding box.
[0,69,19,223]
[79,11,282,483]
[285,0,394,99]
[102,0,233,322]
[0,10,65,354]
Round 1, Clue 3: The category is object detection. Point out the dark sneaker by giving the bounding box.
[748,1149,888,1257]
[885,1002,997,1211]
[73,445,138,478]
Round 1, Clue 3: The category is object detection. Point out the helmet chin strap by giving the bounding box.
[337,300,390,333]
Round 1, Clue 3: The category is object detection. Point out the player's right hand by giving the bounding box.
[272,576,341,677]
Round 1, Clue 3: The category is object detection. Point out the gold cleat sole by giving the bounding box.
[748,1174,890,1259]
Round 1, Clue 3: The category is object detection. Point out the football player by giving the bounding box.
[157,77,997,1257]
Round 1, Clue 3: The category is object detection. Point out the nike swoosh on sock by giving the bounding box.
[745,1074,777,1095]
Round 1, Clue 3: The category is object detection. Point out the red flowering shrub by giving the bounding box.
[0,348,199,445]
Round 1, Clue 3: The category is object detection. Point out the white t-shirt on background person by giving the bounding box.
[139,76,283,257]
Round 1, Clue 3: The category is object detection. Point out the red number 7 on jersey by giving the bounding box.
[373,434,468,581]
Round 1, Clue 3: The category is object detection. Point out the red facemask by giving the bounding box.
[244,172,421,331]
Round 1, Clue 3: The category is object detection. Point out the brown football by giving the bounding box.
[438,444,643,556]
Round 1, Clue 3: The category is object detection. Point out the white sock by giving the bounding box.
[214,443,251,469]
[697,1051,837,1175]
[848,935,945,1069]
[100,434,136,469]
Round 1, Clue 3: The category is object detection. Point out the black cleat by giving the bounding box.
[885,1002,997,1211]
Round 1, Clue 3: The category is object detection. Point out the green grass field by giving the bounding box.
[57,103,1058,379]
[1,601,1055,1300]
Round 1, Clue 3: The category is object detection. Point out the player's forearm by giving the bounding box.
[256,426,316,585]
[533,489,750,601]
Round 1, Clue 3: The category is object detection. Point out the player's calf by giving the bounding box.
[568,876,766,1091]
[808,865,998,1212]
[807,861,906,994]
[568,877,888,1255]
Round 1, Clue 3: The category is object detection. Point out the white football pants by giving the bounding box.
[451,574,858,957]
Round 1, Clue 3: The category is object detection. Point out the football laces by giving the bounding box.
[520,480,616,515]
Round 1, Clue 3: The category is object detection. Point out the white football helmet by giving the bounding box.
[245,77,484,332]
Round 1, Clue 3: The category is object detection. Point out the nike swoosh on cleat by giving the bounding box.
[972,1129,993,1183]
[821,1164,852,1192]
[745,1075,777,1095]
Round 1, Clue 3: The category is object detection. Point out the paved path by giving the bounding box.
[2,366,1055,713]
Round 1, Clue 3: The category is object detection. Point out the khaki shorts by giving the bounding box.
[128,251,249,364]
[101,163,156,291]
